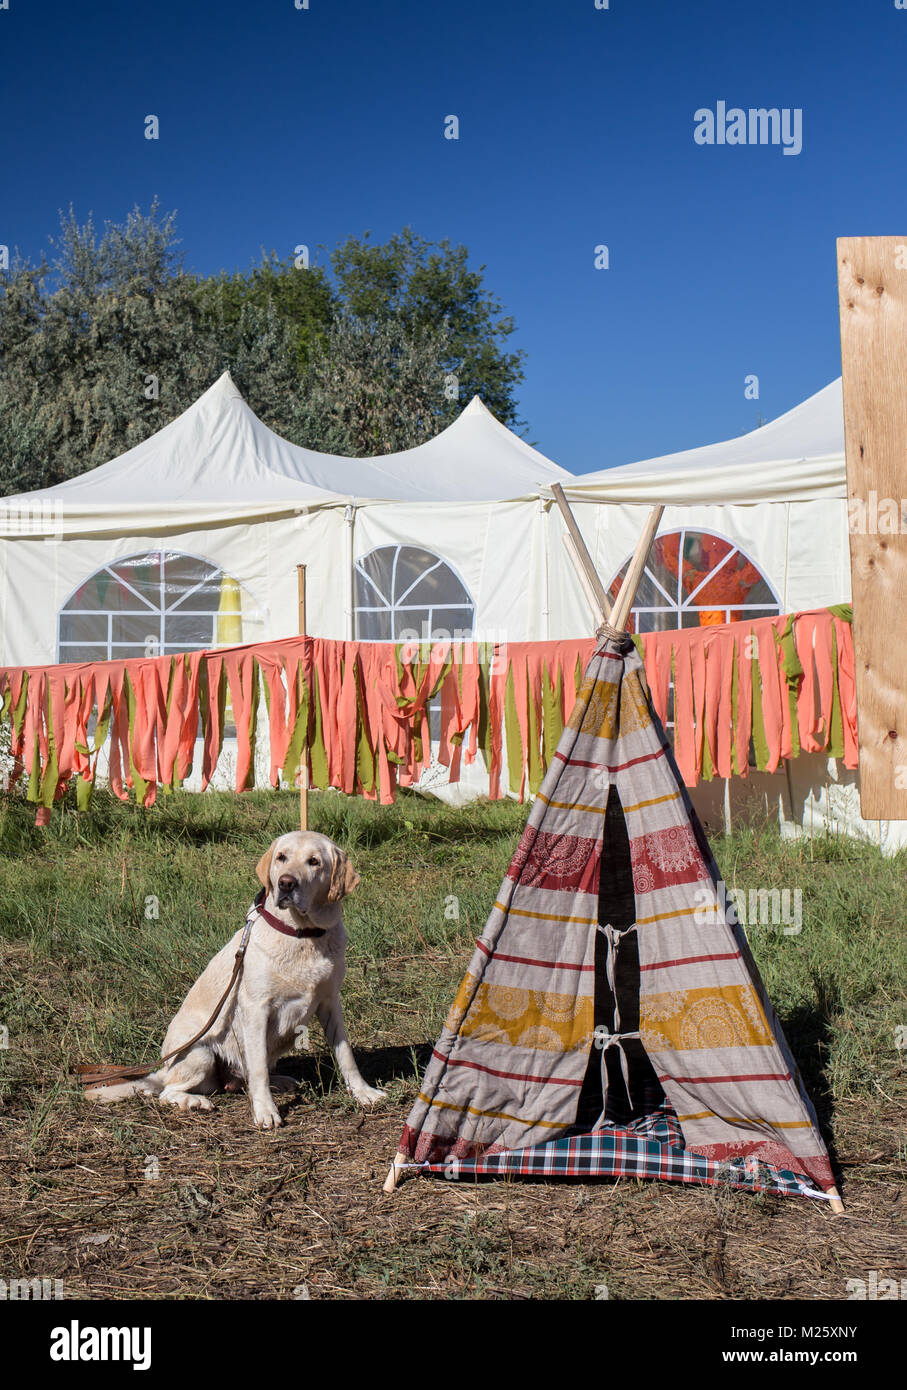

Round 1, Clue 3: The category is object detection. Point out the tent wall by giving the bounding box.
[0,500,554,666]
[0,512,343,667]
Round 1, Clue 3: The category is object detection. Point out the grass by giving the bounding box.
[0,784,904,1299]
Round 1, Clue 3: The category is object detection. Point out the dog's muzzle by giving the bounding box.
[276,875,314,912]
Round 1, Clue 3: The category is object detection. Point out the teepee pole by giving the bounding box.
[610,505,664,633]
[550,483,612,623]
[383,1150,409,1194]
[827,1185,845,1215]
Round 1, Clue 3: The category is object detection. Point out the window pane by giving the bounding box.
[59,613,107,643]
[422,606,475,641]
[65,570,156,613]
[356,609,392,641]
[609,567,672,610]
[58,644,108,664]
[110,554,162,607]
[392,611,431,642]
[403,566,470,606]
[355,551,394,607]
[164,553,219,611]
[112,614,160,646]
[166,613,214,648]
[392,547,445,602]
[111,644,156,661]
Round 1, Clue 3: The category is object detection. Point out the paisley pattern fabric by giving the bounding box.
[397,633,835,1194]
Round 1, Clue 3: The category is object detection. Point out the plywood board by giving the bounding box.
[837,236,907,819]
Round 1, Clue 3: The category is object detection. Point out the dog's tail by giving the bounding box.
[83,1072,165,1104]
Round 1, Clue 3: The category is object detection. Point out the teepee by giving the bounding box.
[384,507,841,1207]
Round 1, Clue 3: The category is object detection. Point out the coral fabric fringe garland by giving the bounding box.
[0,609,857,822]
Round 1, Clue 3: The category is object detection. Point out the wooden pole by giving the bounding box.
[827,1185,845,1216]
[837,235,907,819]
[610,504,664,633]
[550,482,612,623]
[297,564,308,832]
[382,1150,409,1194]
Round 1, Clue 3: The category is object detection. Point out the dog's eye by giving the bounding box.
[307,857,320,867]
[275,853,287,862]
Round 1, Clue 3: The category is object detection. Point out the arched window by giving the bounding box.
[58,550,267,663]
[608,529,781,634]
[354,545,476,643]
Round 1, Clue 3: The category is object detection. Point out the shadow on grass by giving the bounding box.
[779,980,843,1184]
[275,1042,432,1095]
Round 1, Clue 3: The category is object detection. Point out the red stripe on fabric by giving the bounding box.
[487,951,594,972]
[433,1049,584,1088]
[641,951,741,971]
[553,746,665,774]
[657,1072,793,1084]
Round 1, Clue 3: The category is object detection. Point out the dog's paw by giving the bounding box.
[252,1099,284,1129]
[353,1085,387,1107]
[160,1087,214,1113]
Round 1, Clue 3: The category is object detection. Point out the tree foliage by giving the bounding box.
[0,205,525,496]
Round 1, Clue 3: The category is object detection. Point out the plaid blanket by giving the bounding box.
[415,1101,830,1200]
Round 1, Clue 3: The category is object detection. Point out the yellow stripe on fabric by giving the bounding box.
[621,791,681,814]
[493,901,598,926]
[636,904,713,926]
[420,1095,565,1130]
[535,792,608,815]
[678,1112,813,1131]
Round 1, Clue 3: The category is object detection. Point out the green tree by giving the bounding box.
[291,312,459,456]
[330,227,525,428]
[0,207,526,494]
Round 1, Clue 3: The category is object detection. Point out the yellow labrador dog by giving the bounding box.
[85,831,386,1128]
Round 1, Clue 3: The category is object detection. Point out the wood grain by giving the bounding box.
[837,236,907,819]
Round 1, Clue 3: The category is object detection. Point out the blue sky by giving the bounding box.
[3,0,906,473]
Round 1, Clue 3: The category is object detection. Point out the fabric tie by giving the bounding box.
[592,921,641,1130]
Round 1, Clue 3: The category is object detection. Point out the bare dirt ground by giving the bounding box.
[2,1051,903,1302]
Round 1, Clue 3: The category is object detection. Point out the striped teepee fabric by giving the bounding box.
[398,631,834,1196]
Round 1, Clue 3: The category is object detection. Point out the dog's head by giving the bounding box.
[255,831,360,917]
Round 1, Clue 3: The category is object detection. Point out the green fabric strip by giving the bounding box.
[309,667,329,791]
[750,649,770,772]
[504,665,523,794]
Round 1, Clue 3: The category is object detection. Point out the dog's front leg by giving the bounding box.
[239,1015,284,1129]
[317,997,386,1105]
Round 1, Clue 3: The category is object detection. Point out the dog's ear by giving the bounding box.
[255,841,276,890]
[328,847,360,902]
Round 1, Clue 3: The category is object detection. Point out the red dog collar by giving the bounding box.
[253,888,325,939]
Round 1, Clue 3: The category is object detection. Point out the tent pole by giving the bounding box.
[383,1150,409,1194]
[550,483,612,624]
[610,505,664,633]
[827,1185,845,1215]
[297,564,308,833]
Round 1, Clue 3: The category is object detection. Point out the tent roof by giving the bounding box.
[561,379,846,505]
[11,371,569,520]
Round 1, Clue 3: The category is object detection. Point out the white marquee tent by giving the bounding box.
[2,369,898,848]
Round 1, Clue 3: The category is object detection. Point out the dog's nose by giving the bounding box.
[277,874,296,894]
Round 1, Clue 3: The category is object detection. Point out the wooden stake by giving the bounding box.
[297,564,308,832]
[383,1150,409,1194]
[837,235,907,819]
[610,505,664,633]
[550,482,612,623]
[827,1185,845,1216]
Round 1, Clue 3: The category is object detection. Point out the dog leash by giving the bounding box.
[75,898,262,1091]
